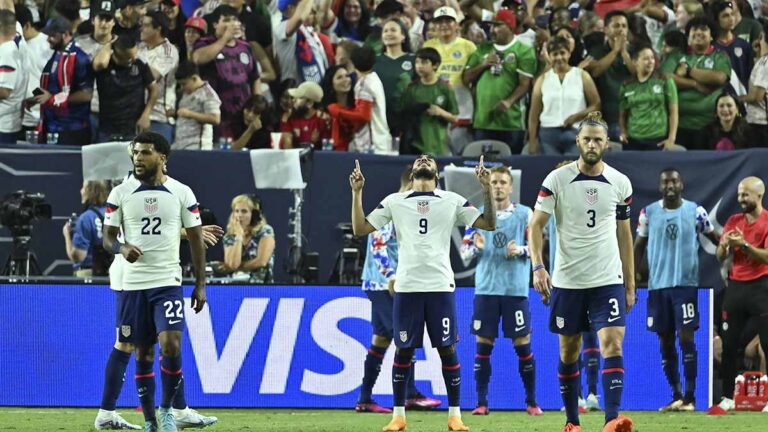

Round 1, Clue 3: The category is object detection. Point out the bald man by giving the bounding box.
[713,176,768,412]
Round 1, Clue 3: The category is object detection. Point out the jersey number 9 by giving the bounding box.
[141,217,162,235]
[419,218,428,234]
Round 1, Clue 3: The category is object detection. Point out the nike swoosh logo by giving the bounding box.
[442,336,450,342]
[515,326,526,331]
[169,319,182,324]
[607,316,621,323]
[683,319,694,324]
[393,379,404,383]
[609,385,622,389]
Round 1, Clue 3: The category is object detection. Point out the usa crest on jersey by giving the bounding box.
[585,187,598,205]
[144,197,158,214]
[417,200,430,215]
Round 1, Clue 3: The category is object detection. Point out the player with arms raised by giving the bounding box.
[350,155,496,432]
[529,112,635,432]
[103,132,207,432]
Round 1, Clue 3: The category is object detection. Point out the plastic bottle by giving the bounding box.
[735,374,745,397]
[759,376,767,397]
[322,138,333,151]
[392,137,400,154]
[747,374,759,397]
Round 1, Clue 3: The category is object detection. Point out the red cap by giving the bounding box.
[493,9,516,30]
[185,16,207,33]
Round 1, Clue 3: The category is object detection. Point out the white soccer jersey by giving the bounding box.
[366,189,481,293]
[104,175,201,290]
[535,162,633,289]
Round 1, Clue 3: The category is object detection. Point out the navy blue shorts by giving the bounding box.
[116,286,185,345]
[549,285,626,335]
[366,290,394,339]
[393,292,457,349]
[647,286,699,333]
[471,295,531,339]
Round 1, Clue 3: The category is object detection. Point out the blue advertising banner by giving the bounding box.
[0,284,711,410]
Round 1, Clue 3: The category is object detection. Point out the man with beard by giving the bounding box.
[281,81,330,149]
[461,166,543,416]
[633,168,719,412]
[714,176,768,413]
[350,154,497,431]
[27,15,93,146]
[529,111,635,432]
[103,131,207,432]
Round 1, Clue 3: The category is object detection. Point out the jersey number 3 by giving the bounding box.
[586,209,596,228]
[141,217,162,235]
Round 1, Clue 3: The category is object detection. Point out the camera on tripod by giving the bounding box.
[329,222,363,285]
[0,191,52,276]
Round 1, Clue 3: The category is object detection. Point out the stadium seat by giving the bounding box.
[461,140,512,158]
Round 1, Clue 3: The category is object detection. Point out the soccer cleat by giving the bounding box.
[471,405,489,415]
[94,409,142,430]
[762,403,768,413]
[382,415,406,431]
[602,414,633,432]
[356,401,393,413]
[405,394,441,410]
[586,393,601,411]
[526,404,544,416]
[718,397,735,412]
[144,422,158,432]
[173,407,218,429]
[678,400,695,412]
[659,399,683,412]
[157,407,178,432]
[563,423,581,432]
[447,416,469,431]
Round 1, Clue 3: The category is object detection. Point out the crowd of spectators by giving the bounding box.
[1,0,768,152]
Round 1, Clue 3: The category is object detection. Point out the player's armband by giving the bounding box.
[616,205,631,220]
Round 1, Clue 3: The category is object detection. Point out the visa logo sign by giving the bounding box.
[183,296,448,396]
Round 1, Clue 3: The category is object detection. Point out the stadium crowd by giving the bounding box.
[1,0,767,152]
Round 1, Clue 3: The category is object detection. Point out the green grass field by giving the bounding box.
[0,408,765,432]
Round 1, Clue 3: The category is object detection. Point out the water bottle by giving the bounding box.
[53,133,59,144]
[491,51,504,76]
[735,374,745,397]
[392,137,401,154]
[226,137,232,150]
[218,137,228,150]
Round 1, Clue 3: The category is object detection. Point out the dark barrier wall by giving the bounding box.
[0,284,711,410]
[1,146,764,286]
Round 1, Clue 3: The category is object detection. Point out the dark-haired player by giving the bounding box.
[103,132,206,432]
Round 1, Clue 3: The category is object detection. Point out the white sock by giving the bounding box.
[448,406,461,418]
[393,406,406,417]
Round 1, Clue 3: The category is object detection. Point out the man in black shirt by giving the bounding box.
[92,35,157,141]
[114,0,147,39]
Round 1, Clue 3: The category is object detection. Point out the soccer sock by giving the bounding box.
[359,345,386,403]
[100,348,131,411]
[680,341,697,402]
[392,352,412,408]
[558,361,580,425]
[514,343,536,406]
[583,347,601,396]
[474,342,493,406]
[602,356,624,423]
[441,351,461,409]
[172,376,187,410]
[135,360,156,422]
[160,355,183,409]
[661,343,682,399]
[406,357,419,399]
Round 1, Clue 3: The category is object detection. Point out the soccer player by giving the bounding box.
[634,168,719,412]
[460,166,542,416]
[547,159,601,413]
[714,176,768,413]
[356,166,441,413]
[103,132,207,432]
[350,155,497,432]
[529,112,635,432]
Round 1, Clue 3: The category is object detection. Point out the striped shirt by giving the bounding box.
[174,82,221,150]
[138,39,179,124]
